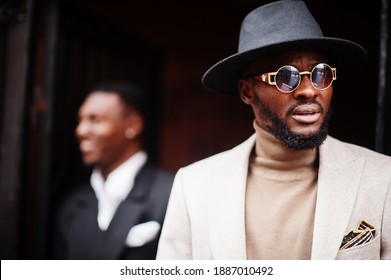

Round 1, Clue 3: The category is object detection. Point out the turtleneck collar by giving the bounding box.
[251,120,318,178]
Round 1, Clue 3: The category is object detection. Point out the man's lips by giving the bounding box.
[79,140,96,153]
[290,104,321,124]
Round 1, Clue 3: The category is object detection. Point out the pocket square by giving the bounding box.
[339,220,376,250]
[125,221,161,248]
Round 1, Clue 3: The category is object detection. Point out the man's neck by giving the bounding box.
[253,121,318,170]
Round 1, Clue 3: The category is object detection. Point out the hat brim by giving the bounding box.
[202,37,367,95]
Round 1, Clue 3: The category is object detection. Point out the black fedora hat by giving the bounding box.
[202,0,367,95]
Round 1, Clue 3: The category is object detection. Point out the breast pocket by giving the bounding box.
[336,234,381,260]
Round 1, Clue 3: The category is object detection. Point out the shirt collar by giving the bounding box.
[90,150,148,203]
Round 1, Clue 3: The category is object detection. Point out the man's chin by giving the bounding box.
[81,156,97,166]
[269,124,328,150]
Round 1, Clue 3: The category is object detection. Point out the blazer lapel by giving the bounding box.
[96,164,153,259]
[98,199,147,259]
[208,135,256,259]
[311,137,365,259]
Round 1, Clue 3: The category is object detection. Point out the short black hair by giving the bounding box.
[88,82,149,118]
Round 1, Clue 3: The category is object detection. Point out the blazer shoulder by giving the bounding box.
[324,136,391,173]
[329,136,390,160]
[140,164,174,187]
[55,181,95,214]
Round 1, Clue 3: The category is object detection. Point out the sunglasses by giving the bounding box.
[250,63,337,93]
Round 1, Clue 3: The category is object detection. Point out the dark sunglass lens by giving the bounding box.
[312,64,333,89]
[276,66,299,92]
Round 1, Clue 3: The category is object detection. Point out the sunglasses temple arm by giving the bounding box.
[264,72,277,85]
[332,68,337,80]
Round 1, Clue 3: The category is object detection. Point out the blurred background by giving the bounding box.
[0,0,390,259]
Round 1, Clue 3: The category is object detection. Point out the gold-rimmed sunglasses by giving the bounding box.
[250,63,337,93]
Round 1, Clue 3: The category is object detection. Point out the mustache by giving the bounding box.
[286,100,324,116]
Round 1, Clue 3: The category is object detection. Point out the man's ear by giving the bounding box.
[239,79,254,105]
[124,112,144,139]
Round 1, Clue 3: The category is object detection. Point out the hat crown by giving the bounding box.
[239,1,323,53]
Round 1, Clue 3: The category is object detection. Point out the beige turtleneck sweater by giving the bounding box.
[246,121,318,259]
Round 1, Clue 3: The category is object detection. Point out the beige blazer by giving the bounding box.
[157,135,391,260]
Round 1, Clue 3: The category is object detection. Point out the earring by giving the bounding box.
[125,128,136,139]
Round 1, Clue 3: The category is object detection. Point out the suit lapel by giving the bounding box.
[95,164,154,259]
[208,135,256,259]
[98,199,147,259]
[311,137,365,259]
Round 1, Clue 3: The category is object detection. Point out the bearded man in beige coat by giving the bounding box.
[157,0,391,260]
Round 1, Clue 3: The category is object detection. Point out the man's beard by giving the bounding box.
[255,96,332,150]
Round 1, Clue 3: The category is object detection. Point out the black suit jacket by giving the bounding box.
[53,163,174,259]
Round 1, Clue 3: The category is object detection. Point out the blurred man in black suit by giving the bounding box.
[53,82,173,259]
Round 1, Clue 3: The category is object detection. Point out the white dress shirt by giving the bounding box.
[90,151,147,230]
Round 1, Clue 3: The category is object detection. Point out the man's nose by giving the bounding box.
[292,75,319,100]
[75,120,89,139]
